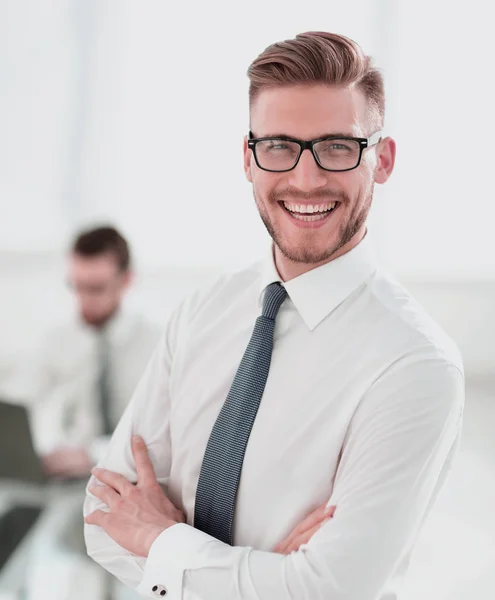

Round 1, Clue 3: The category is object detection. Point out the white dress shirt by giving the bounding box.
[25,310,161,462]
[84,234,464,600]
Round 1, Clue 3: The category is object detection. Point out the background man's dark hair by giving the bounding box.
[72,226,131,272]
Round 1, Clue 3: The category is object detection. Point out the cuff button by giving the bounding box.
[152,584,167,596]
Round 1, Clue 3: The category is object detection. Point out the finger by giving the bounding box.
[274,538,293,554]
[91,468,133,496]
[297,501,330,532]
[298,502,331,532]
[277,502,329,553]
[285,515,333,555]
[89,483,120,509]
[273,503,336,554]
[132,435,158,488]
[273,539,287,554]
[84,509,108,527]
[176,510,186,524]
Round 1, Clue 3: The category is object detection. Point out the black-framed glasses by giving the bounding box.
[247,130,382,173]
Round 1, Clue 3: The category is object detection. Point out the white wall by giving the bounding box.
[3,0,391,270]
[1,0,76,251]
[384,2,495,280]
[1,252,493,382]
[4,1,493,276]
[2,1,494,377]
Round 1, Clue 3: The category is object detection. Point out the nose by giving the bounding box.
[287,148,328,192]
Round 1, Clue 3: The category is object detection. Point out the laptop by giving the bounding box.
[0,400,46,485]
[0,401,47,573]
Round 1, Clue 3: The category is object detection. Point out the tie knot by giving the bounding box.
[261,282,287,320]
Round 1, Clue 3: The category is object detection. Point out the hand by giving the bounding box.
[273,502,336,554]
[85,435,185,557]
[41,447,93,479]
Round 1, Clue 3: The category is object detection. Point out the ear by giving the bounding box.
[121,269,134,291]
[243,136,253,183]
[374,136,396,184]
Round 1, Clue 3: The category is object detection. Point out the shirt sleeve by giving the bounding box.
[27,335,90,454]
[83,317,177,590]
[88,434,112,465]
[136,354,464,600]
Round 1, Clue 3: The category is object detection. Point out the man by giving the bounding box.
[31,226,161,479]
[84,32,464,599]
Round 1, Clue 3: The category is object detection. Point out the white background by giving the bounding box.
[3,0,494,277]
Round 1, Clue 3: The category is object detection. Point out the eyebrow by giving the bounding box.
[251,131,360,140]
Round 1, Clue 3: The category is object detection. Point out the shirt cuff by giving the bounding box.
[137,523,217,600]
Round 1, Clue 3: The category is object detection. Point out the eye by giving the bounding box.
[267,142,292,151]
[258,139,299,155]
[322,142,354,152]
[316,140,358,156]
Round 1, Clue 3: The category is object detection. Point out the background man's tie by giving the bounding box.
[194,282,288,544]
[97,332,113,436]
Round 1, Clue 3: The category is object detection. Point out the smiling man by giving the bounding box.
[84,32,464,599]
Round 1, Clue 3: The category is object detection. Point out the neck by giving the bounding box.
[274,226,367,282]
[84,306,121,330]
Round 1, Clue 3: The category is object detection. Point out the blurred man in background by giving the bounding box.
[31,226,160,479]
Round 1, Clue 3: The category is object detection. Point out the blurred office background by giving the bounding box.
[1,1,494,599]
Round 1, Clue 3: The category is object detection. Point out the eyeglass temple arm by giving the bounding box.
[368,130,383,146]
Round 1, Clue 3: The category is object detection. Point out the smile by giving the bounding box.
[281,201,338,223]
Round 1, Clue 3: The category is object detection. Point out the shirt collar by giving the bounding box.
[258,232,379,331]
[83,308,132,345]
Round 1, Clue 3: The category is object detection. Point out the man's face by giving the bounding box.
[67,253,131,327]
[244,84,393,267]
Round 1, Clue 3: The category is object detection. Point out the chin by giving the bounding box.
[272,223,339,262]
[277,240,338,265]
[81,313,107,327]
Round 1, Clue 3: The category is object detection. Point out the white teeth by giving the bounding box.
[292,213,328,222]
[283,201,336,214]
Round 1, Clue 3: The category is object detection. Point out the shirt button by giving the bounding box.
[151,584,167,596]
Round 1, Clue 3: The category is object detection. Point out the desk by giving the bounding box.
[0,481,105,600]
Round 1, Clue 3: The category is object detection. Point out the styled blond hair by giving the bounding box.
[247,31,384,131]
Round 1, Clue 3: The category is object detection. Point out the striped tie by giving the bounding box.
[194,282,288,544]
